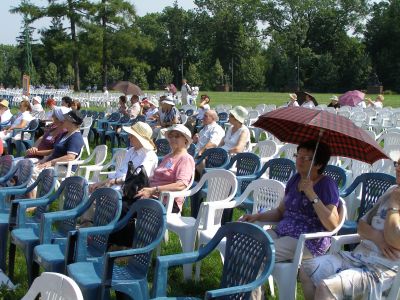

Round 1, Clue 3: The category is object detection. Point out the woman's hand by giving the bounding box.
[26,147,38,155]
[37,161,52,170]
[137,187,156,199]
[375,232,400,260]
[298,178,317,201]
[239,214,259,223]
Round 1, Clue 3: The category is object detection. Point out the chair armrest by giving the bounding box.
[74,225,116,262]
[78,165,104,180]
[152,251,202,297]
[13,197,50,227]
[41,208,82,243]
[204,199,243,210]
[329,234,361,254]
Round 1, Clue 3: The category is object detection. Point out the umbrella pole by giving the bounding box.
[307,129,324,178]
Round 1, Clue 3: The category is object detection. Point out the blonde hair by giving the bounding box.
[377,94,384,101]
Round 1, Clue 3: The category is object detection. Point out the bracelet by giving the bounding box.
[387,207,399,213]
[155,186,159,194]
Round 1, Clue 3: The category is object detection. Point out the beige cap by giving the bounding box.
[122,121,155,150]
[0,99,9,108]
[165,124,193,146]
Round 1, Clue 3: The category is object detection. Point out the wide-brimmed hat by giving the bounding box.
[53,106,71,121]
[0,99,9,108]
[330,95,339,101]
[229,106,248,124]
[21,95,29,101]
[122,121,155,150]
[63,110,83,125]
[165,124,192,145]
[32,96,42,103]
[149,96,159,107]
[289,93,297,100]
[162,96,175,106]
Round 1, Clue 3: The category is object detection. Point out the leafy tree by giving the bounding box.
[9,66,22,87]
[44,62,59,86]
[186,64,202,87]
[155,67,174,89]
[237,55,266,91]
[212,59,224,86]
[108,65,123,84]
[64,64,74,87]
[128,66,149,90]
[85,64,101,85]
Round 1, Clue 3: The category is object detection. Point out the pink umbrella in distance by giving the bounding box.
[339,90,365,107]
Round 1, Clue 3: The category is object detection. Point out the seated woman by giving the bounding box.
[35,110,84,174]
[88,121,158,193]
[44,98,57,121]
[137,124,195,213]
[153,97,181,139]
[24,107,68,161]
[0,100,33,142]
[299,158,400,300]
[0,99,13,124]
[219,106,250,155]
[242,140,340,262]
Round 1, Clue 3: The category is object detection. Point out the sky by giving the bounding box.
[0,0,197,45]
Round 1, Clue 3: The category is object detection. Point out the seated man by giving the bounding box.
[193,110,225,179]
[299,158,400,300]
[0,99,13,124]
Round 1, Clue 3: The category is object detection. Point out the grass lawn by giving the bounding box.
[4,90,399,299]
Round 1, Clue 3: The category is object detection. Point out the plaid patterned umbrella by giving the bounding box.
[252,107,388,164]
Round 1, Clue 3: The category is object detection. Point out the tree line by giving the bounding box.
[0,0,399,93]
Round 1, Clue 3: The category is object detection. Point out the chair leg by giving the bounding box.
[29,260,40,286]
[180,232,197,280]
[8,243,16,280]
[0,225,8,271]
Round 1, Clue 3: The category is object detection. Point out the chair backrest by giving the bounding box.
[31,169,57,220]
[127,199,166,276]
[323,165,347,192]
[344,172,396,221]
[12,159,34,188]
[227,152,261,193]
[276,143,297,161]
[259,158,296,185]
[90,144,108,165]
[0,155,14,178]
[22,272,83,300]
[248,179,285,214]
[187,143,196,157]
[27,119,39,131]
[87,188,122,254]
[197,147,229,169]
[56,177,88,235]
[218,222,275,300]
[252,140,278,161]
[107,112,120,122]
[155,138,171,157]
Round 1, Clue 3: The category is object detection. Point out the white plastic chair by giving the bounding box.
[328,234,400,300]
[22,272,83,300]
[271,198,347,300]
[194,179,285,285]
[252,140,279,163]
[276,143,297,161]
[377,132,400,152]
[55,145,107,180]
[161,169,238,280]
[80,148,127,183]
[80,116,93,155]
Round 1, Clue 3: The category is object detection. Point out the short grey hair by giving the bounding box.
[207,110,219,122]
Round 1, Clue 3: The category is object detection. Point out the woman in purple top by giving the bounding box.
[242,140,340,262]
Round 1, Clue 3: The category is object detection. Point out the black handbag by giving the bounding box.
[109,162,149,247]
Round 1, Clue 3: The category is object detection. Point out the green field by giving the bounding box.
[4,90,399,299]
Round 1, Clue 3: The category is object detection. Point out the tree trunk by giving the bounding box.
[68,0,80,91]
[101,0,108,87]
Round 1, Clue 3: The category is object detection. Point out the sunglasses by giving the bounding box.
[394,161,400,168]
[293,153,313,162]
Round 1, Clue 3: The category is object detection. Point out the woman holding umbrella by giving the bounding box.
[242,140,340,261]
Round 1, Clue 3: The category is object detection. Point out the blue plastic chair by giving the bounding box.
[339,172,396,235]
[0,155,14,179]
[155,138,171,164]
[187,143,197,158]
[10,119,40,157]
[67,199,167,300]
[32,188,122,276]
[105,115,131,148]
[152,222,275,300]
[239,158,296,213]
[0,159,33,270]
[217,112,229,127]
[93,112,120,144]
[9,176,88,285]
[2,168,56,274]
[323,164,347,193]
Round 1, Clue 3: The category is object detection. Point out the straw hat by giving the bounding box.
[122,121,155,150]
[165,124,193,145]
[149,96,159,108]
[289,93,297,100]
[330,95,338,101]
[229,106,248,124]
[0,99,9,108]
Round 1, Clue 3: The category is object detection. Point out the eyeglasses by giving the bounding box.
[394,161,400,168]
[168,132,184,139]
[293,153,313,162]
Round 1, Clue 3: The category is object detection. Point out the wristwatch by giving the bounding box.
[311,197,320,205]
[387,207,399,213]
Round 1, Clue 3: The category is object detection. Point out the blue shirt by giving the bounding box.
[48,131,84,171]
